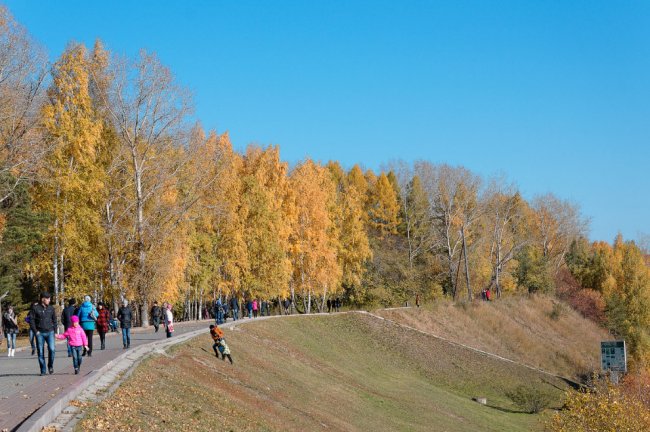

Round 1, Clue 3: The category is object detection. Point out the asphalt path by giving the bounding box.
[0,318,217,431]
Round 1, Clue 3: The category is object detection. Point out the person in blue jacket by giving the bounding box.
[76,295,98,357]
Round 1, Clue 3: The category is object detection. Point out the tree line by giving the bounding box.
[0,5,648,367]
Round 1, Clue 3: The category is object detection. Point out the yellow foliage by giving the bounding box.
[548,378,650,432]
[289,159,340,302]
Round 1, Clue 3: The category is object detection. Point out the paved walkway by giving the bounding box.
[0,319,217,431]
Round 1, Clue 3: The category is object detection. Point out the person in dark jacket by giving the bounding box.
[327,298,332,313]
[61,298,77,357]
[25,301,38,355]
[230,296,239,321]
[96,302,111,350]
[29,292,57,376]
[150,301,162,333]
[117,300,132,349]
[3,305,18,357]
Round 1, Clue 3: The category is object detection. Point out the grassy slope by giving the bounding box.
[376,295,609,380]
[78,312,573,432]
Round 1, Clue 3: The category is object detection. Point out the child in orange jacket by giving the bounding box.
[209,324,233,364]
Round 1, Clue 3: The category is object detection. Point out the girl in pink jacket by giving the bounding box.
[56,315,89,374]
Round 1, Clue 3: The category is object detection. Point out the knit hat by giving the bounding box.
[71,315,80,323]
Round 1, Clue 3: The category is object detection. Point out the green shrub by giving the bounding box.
[507,385,552,414]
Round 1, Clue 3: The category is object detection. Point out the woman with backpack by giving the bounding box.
[3,305,18,357]
[77,296,98,357]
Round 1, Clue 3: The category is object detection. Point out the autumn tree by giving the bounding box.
[289,160,340,313]
[240,145,292,302]
[530,193,586,272]
[606,235,650,363]
[416,163,483,300]
[102,50,194,324]
[36,43,105,306]
[484,181,529,297]
[0,6,47,203]
[367,172,400,237]
[327,162,371,304]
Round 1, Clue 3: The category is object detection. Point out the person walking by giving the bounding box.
[25,301,38,355]
[96,302,110,350]
[56,315,88,375]
[150,301,162,333]
[3,305,18,357]
[415,293,421,308]
[164,303,174,338]
[117,300,132,348]
[61,298,77,357]
[327,298,332,313]
[215,298,224,325]
[246,299,253,319]
[252,299,258,318]
[335,297,341,312]
[283,298,290,315]
[29,292,57,376]
[77,296,98,357]
[230,295,239,321]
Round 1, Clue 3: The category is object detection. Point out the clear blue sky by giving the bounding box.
[4,1,649,243]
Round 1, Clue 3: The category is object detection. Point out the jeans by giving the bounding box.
[5,332,16,350]
[232,308,239,321]
[122,327,131,347]
[84,329,94,354]
[216,310,224,325]
[29,328,36,351]
[153,317,160,332]
[36,330,55,374]
[71,346,83,369]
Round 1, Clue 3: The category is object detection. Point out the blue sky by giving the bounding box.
[3,1,649,242]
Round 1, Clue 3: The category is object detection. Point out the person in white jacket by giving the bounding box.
[164,303,174,338]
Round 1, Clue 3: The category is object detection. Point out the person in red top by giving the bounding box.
[485,288,492,301]
[96,302,111,350]
[56,315,88,374]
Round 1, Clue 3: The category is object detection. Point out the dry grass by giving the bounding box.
[78,313,570,432]
[375,295,609,379]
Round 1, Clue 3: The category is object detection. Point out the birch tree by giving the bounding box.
[0,6,47,203]
[103,50,193,325]
[484,181,528,297]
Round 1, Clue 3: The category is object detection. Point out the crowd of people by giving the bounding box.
[210,296,298,325]
[1,292,177,376]
[1,292,356,375]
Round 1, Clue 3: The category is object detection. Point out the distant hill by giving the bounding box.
[376,295,610,380]
[76,299,604,431]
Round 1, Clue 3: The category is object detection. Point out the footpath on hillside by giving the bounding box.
[0,318,216,432]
